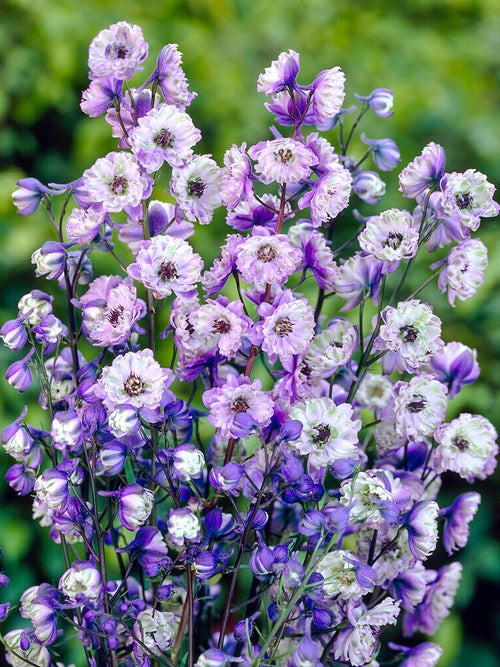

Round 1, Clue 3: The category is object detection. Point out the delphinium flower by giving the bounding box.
[399,142,445,199]
[352,170,387,205]
[314,549,376,599]
[333,251,384,312]
[441,492,481,555]
[59,561,102,604]
[31,241,70,281]
[298,159,352,226]
[76,275,146,347]
[311,66,346,127]
[288,397,361,469]
[167,507,202,547]
[95,349,174,413]
[355,373,393,414]
[87,21,148,80]
[421,340,479,399]
[12,178,60,217]
[404,501,440,561]
[226,193,289,232]
[130,103,202,171]
[220,142,254,210]
[373,299,444,374]
[127,234,203,299]
[257,49,301,96]
[188,297,251,358]
[303,132,339,174]
[80,77,124,118]
[441,169,499,229]
[339,470,399,528]
[17,290,53,326]
[143,43,197,108]
[288,222,338,289]
[202,374,274,440]
[82,151,153,218]
[436,238,488,306]
[248,137,318,185]
[358,208,419,264]
[4,629,51,667]
[252,291,315,364]
[170,154,222,224]
[303,318,358,379]
[433,413,498,480]
[133,608,178,660]
[355,88,395,117]
[360,134,401,172]
[0,318,27,351]
[388,375,448,440]
[236,226,302,285]
[201,234,243,295]
[389,642,444,667]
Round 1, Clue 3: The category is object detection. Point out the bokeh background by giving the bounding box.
[0,0,499,664]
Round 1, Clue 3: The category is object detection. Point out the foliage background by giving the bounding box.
[0,0,499,664]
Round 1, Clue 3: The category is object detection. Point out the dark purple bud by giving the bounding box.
[279,419,303,442]
[323,505,350,536]
[233,611,260,642]
[298,510,324,536]
[0,602,10,621]
[312,606,332,630]
[268,602,280,621]
[0,573,9,587]
[20,632,31,651]
[193,552,219,580]
[209,462,243,494]
[156,585,173,601]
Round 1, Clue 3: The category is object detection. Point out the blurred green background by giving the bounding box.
[0,0,499,664]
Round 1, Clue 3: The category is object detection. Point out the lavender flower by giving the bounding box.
[220,142,253,210]
[360,134,401,171]
[236,226,302,285]
[355,88,395,117]
[441,169,499,229]
[12,178,59,217]
[422,341,479,399]
[352,170,386,204]
[399,142,445,199]
[88,21,148,80]
[298,160,352,226]
[436,238,488,306]
[189,298,251,358]
[358,209,418,263]
[144,43,197,108]
[257,50,301,95]
[248,138,318,185]
[333,252,384,312]
[442,492,481,555]
[404,501,439,560]
[389,375,448,441]
[0,318,27,351]
[311,66,346,127]
[80,77,123,117]
[170,154,222,224]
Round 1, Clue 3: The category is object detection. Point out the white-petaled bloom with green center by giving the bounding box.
[96,349,174,412]
[339,470,396,528]
[4,629,51,667]
[167,507,202,546]
[288,397,361,468]
[133,608,178,656]
[433,413,498,481]
[358,208,419,262]
[315,549,368,599]
[356,373,394,413]
[170,154,222,224]
[374,299,444,374]
[18,291,53,326]
[303,318,358,379]
[59,561,102,604]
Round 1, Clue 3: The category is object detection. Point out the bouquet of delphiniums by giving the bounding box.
[1,20,498,667]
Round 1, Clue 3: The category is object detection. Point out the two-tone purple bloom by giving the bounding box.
[441,169,499,229]
[360,134,401,171]
[248,138,318,185]
[170,154,222,224]
[441,492,481,555]
[355,88,394,117]
[257,50,301,96]
[399,142,445,199]
[220,142,254,210]
[12,178,60,217]
[298,159,352,226]
[352,170,386,204]
[436,238,488,306]
[88,21,148,80]
[236,226,302,285]
[143,43,197,108]
[189,297,251,359]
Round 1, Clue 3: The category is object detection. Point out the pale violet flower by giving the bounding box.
[116,484,155,531]
[95,349,174,412]
[288,397,361,468]
[390,376,448,441]
[127,234,203,299]
[88,21,148,80]
[65,206,106,244]
[315,549,372,599]
[352,170,386,204]
[312,67,346,126]
[340,470,396,528]
[303,318,358,378]
[131,103,201,171]
[405,501,439,561]
[442,169,499,229]
[220,142,253,210]
[298,160,352,226]
[248,138,318,185]
[436,238,488,306]
[358,209,419,262]
[189,298,251,359]
[133,608,178,657]
[170,154,222,224]
[399,142,445,199]
[257,50,300,96]
[236,226,302,285]
[433,413,498,481]
[4,629,51,667]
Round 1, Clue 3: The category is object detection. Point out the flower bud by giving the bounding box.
[17,290,53,326]
[173,443,205,481]
[6,350,34,393]
[0,318,27,351]
[352,170,386,204]
[50,410,83,452]
[34,469,70,512]
[355,88,394,117]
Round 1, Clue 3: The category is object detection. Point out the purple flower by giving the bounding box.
[0,318,27,351]
[352,170,386,204]
[203,374,274,440]
[422,341,479,399]
[142,43,197,108]
[32,315,68,349]
[127,234,203,299]
[65,206,106,244]
[441,491,481,555]
[298,160,352,226]
[389,375,448,441]
[12,178,59,216]
[80,77,123,117]
[50,410,83,453]
[170,154,222,224]
[399,142,445,199]
[248,138,318,185]
[88,22,148,80]
[257,50,301,96]
[131,103,201,172]
[6,463,36,495]
[311,67,346,127]
[202,233,243,294]
[236,226,302,285]
[209,462,244,494]
[77,275,146,347]
[117,526,171,576]
[390,642,443,667]
[290,222,338,289]
[333,251,384,312]
[5,349,34,393]
[436,238,488,306]
[404,501,439,560]
[34,469,70,513]
[31,241,71,280]
[355,88,394,117]
[220,142,254,210]
[189,297,251,358]
[360,134,401,171]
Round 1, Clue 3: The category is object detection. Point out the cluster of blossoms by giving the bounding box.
[2,21,498,667]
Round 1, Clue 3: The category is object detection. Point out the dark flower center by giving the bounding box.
[107,43,129,60]
[274,148,294,164]
[187,178,206,198]
[257,244,277,262]
[213,318,230,334]
[312,423,331,446]
[154,129,174,149]
[399,324,418,343]
[110,175,128,195]
[107,305,124,326]
[383,232,403,249]
[123,373,146,397]
[158,261,178,281]
[452,435,469,451]
[407,395,426,413]
[231,396,250,413]
[455,192,473,210]
[274,316,293,338]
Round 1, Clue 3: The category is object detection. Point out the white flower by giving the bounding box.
[170,154,222,224]
[391,375,448,441]
[4,629,51,667]
[356,373,393,413]
[358,209,419,262]
[434,413,498,481]
[340,470,395,528]
[173,445,205,481]
[18,292,53,326]
[442,169,499,230]
[288,397,361,468]
[134,608,178,655]
[59,561,102,603]
[167,508,201,546]
[304,319,358,378]
[315,550,367,599]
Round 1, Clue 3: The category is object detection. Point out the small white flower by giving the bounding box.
[340,470,395,528]
[316,550,366,599]
[59,561,102,603]
[134,608,178,655]
[358,208,419,262]
[170,154,222,224]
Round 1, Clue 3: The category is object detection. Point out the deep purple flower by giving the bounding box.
[0,318,27,351]
[209,462,244,494]
[142,43,197,108]
[117,526,171,577]
[81,77,124,117]
[6,463,36,495]
[333,251,384,312]
[422,341,479,399]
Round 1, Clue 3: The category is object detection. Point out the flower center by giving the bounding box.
[213,318,230,334]
[455,192,473,210]
[110,175,128,195]
[274,148,294,164]
[407,395,426,413]
[274,316,293,338]
[257,244,277,262]
[158,261,178,281]
[107,43,129,60]
[107,305,124,326]
[399,324,418,343]
[383,231,403,249]
[187,178,206,198]
[312,423,331,446]
[123,373,146,397]
[452,435,469,451]
[154,129,174,149]
[231,396,250,413]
